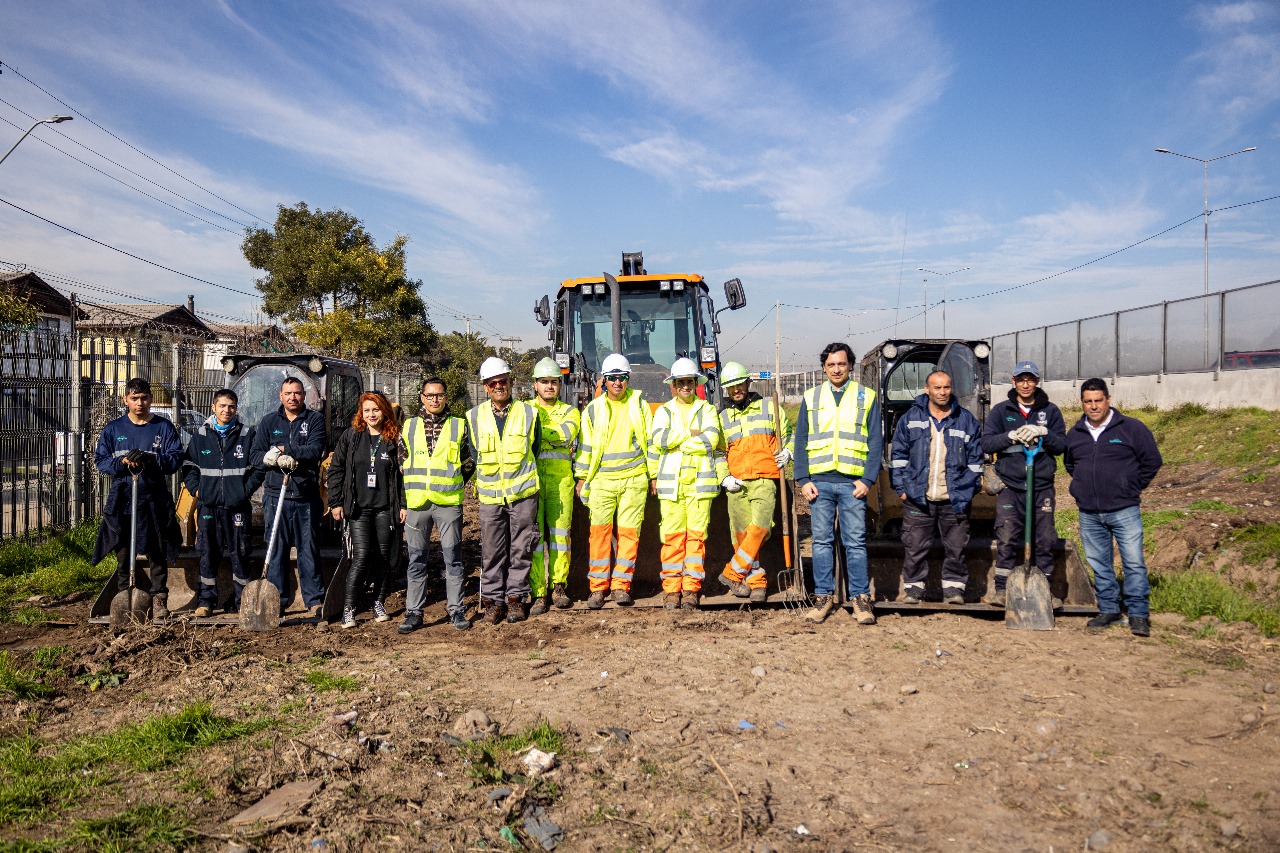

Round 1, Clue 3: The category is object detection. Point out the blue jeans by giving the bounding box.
[262,492,326,609]
[809,479,869,598]
[1078,505,1149,618]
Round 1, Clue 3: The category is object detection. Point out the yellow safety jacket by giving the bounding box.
[466,401,539,505]
[649,398,722,501]
[401,415,466,508]
[574,389,657,483]
[715,395,794,481]
[802,381,876,479]
[534,399,580,473]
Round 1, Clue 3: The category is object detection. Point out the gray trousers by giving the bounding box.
[479,494,538,603]
[405,504,466,617]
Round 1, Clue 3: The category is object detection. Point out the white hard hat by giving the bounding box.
[601,353,631,376]
[479,356,511,382]
[665,356,707,385]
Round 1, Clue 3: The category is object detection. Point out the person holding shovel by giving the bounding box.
[979,361,1067,608]
[182,388,263,617]
[713,362,792,603]
[91,377,184,620]
[1065,379,1163,637]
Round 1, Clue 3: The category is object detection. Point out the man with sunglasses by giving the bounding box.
[574,353,658,609]
[398,376,475,633]
[467,357,541,624]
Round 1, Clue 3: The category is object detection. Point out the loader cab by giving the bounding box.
[219,354,363,450]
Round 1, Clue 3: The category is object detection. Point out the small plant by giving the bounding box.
[0,651,52,701]
[303,670,359,692]
[77,670,128,691]
[1241,472,1267,483]
[458,719,568,787]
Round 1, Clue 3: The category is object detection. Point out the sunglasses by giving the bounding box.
[485,378,509,389]
[604,374,630,383]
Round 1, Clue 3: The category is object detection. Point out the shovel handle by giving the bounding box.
[772,386,793,569]
[129,474,139,588]
[262,473,290,571]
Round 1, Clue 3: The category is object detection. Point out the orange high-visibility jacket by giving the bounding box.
[714,393,794,481]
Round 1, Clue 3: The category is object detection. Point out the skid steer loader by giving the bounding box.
[89,354,365,626]
[856,339,1097,614]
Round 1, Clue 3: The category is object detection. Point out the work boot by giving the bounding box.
[748,587,767,603]
[341,607,357,629]
[552,584,572,609]
[901,587,924,604]
[804,594,835,624]
[612,589,633,607]
[193,605,212,618]
[942,588,965,605]
[373,600,391,623]
[1087,612,1124,630]
[483,600,507,625]
[587,591,606,610]
[987,588,1006,608]
[851,594,876,625]
[680,592,700,610]
[529,597,549,617]
[1129,616,1151,637]
[1052,596,1064,610]
[450,609,472,631]
[507,596,528,623]
[397,612,423,634]
[152,594,170,621]
[718,571,749,598]
[664,592,681,610]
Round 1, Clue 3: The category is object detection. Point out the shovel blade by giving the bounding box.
[1005,564,1055,631]
[239,580,281,632]
[108,588,152,628]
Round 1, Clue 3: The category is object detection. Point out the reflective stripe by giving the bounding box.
[968,464,984,472]
[538,449,574,462]
[947,429,971,441]
[588,557,611,567]
[616,557,636,569]
[685,568,705,579]
[906,420,928,430]
[660,562,683,573]
[112,449,130,458]
[547,526,570,537]
[890,459,909,468]
[588,569,610,579]
[549,541,571,552]
[199,467,247,477]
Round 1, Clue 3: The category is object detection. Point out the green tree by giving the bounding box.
[438,332,495,416]
[242,202,439,362]
[0,288,38,328]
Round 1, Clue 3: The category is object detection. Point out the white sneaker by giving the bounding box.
[373,600,390,622]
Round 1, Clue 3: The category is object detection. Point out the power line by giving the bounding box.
[0,194,259,298]
[0,58,267,224]
[0,107,241,235]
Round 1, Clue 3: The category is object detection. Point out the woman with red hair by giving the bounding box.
[328,392,406,628]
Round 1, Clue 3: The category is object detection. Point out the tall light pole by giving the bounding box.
[917,267,969,338]
[1155,145,1255,367]
[0,115,73,167]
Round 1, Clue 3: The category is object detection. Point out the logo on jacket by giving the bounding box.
[1037,412,1047,425]
[234,445,244,458]
[117,435,127,441]
[1108,438,1124,444]
[300,423,309,436]
[200,449,212,455]
[152,435,162,449]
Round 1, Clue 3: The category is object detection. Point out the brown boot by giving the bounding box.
[804,594,835,624]
[748,587,767,603]
[483,600,507,625]
[152,594,170,621]
[529,597,549,617]
[851,594,876,625]
[551,584,572,609]
[193,605,212,618]
[680,592,700,610]
[587,591,606,610]
[663,592,681,610]
[506,596,528,623]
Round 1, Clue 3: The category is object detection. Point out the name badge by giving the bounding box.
[367,472,377,489]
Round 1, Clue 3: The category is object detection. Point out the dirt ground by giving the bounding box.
[2,459,1279,851]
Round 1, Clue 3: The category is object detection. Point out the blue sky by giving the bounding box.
[1,1,1277,369]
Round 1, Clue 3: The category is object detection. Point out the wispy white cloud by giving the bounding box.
[1189,1,1280,131]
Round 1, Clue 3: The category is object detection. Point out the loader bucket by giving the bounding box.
[563,479,799,607]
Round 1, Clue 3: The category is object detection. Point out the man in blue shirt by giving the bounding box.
[91,377,184,619]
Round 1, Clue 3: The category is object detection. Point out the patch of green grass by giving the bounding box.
[303,670,359,692]
[1242,472,1267,483]
[459,719,568,786]
[0,520,114,621]
[1187,499,1241,514]
[1131,406,1280,469]
[1142,509,1188,553]
[1227,524,1280,569]
[0,804,197,852]
[1150,571,1280,637]
[0,651,53,701]
[0,702,272,826]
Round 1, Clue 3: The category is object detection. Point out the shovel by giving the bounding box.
[109,473,152,628]
[771,386,805,607]
[240,474,287,632]
[1005,441,1054,631]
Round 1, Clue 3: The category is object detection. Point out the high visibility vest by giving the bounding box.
[649,398,722,500]
[718,396,793,481]
[574,390,656,482]
[401,416,465,508]
[802,381,876,478]
[466,401,539,505]
[534,399,580,471]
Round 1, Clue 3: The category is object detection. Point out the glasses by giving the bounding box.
[604,374,630,383]
[485,378,509,389]
[421,393,445,400]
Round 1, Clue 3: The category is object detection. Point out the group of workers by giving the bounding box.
[93,340,1162,637]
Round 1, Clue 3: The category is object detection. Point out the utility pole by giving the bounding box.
[457,316,482,336]
[499,336,522,352]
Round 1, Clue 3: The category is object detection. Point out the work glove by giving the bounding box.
[721,475,744,493]
[1006,429,1022,444]
[124,448,144,466]
[262,447,282,468]
[277,454,298,472]
[1014,425,1048,445]
[774,448,792,468]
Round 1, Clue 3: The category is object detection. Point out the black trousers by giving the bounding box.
[195,504,251,608]
[901,499,970,590]
[114,548,167,597]
[995,487,1057,587]
[346,506,396,610]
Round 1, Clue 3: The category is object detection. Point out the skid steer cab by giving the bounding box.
[853,339,1096,614]
[89,354,365,626]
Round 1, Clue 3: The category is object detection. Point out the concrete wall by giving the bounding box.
[992,367,1280,411]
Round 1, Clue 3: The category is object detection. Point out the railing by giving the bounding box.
[990,279,1280,381]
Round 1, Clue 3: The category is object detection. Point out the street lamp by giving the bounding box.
[1155,145,1255,368]
[0,115,73,168]
[917,267,970,338]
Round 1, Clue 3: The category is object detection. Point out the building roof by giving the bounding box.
[78,303,215,339]
[0,270,86,319]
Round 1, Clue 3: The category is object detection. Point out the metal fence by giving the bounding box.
[990,279,1280,381]
[0,326,424,542]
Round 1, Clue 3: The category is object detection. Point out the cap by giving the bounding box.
[1013,361,1041,379]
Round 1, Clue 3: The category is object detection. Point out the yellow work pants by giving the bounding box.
[723,478,775,590]
[531,462,573,597]
[586,470,648,593]
[659,492,713,594]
